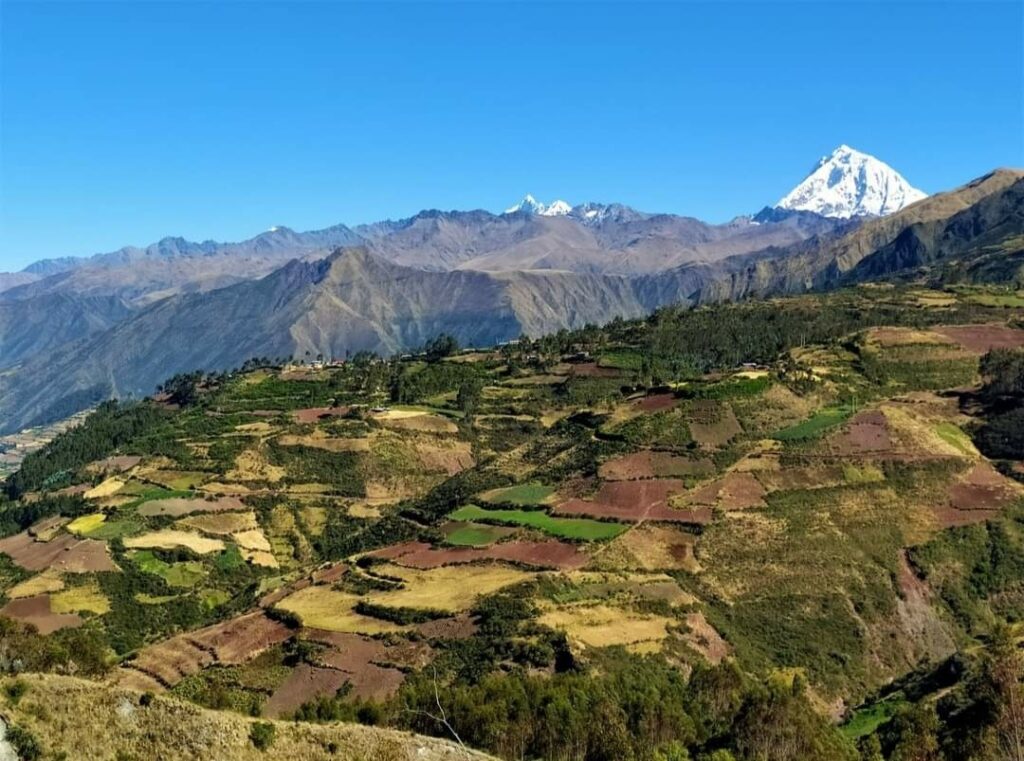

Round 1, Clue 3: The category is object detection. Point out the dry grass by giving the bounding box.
[277,433,371,452]
[232,528,273,552]
[1,673,493,761]
[124,530,226,555]
[227,447,286,483]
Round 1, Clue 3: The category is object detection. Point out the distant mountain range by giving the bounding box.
[2,147,1021,434]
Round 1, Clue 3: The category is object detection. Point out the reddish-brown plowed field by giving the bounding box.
[555,478,711,525]
[369,540,587,570]
[634,393,678,413]
[932,463,1022,527]
[188,611,292,664]
[0,595,82,635]
[121,612,291,691]
[304,630,433,671]
[311,563,348,584]
[570,362,623,378]
[598,451,714,481]
[0,531,117,573]
[555,500,713,524]
[829,410,892,454]
[364,541,433,561]
[137,496,246,517]
[87,455,142,473]
[933,325,1024,354]
[416,613,478,640]
[292,406,352,424]
[684,472,766,510]
[259,577,310,608]
[264,664,350,718]
[125,637,213,688]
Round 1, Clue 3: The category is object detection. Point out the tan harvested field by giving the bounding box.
[554,479,712,524]
[372,540,587,570]
[682,611,731,664]
[4,673,494,761]
[681,472,767,511]
[415,439,476,475]
[634,393,678,412]
[177,511,259,535]
[0,594,82,634]
[868,327,955,347]
[932,324,1024,353]
[138,495,246,517]
[604,525,701,572]
[0,530,117,572]
[241,548,279,567]
[124,530,226,554]
[227,447,286,483]
[278,432,371,452]
[539,603,674,650]
[375,412,459,434]
[598,451,714,481]
[232,528,273,552]
[85,454,142,474]
[687,401,743,448]
[368,563,535,613]
[756,465,848,493]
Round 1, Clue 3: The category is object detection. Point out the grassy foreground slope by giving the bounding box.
[0,673,489,761]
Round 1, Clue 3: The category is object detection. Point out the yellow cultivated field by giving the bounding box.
[125,530,225,554]
[178,512,259,536]
[240,548,279,568]
[366,563,534,613]
[144,470,208,490]
[67,513,107,535]
[84,478,125,499]
[348,502,384,518]
[274,586,407,633]
[539,603,673,649]
[299,506,327,536]
[232,528,273,552]
[8,570,65,599]
[51,582,110,615]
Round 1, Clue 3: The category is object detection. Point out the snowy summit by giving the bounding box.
[776,145,927,219]
[505,194,572,216]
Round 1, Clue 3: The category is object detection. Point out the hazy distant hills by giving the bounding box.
[2,148,1022,433]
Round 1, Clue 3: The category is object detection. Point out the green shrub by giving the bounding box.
[249,721,276,750]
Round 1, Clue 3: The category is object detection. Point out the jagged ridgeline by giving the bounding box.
[1,283,1024,760]
[1,164,1022,436]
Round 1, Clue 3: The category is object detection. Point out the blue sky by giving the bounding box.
[1,1,1021,271]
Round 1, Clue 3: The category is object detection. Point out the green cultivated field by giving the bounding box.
[449,504,627,540]
[773,406,854,441]
[480,483,555,505]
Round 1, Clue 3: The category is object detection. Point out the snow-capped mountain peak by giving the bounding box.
[504,194,572,216]
[776,145,927,219]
